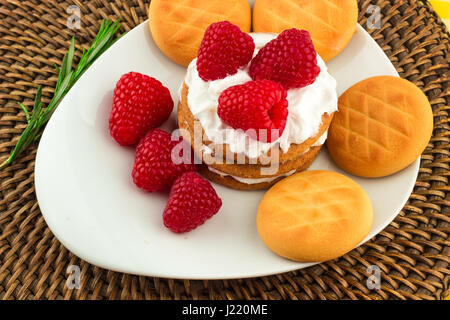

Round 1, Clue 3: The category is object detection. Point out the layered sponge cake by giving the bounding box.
[177,23,338,190]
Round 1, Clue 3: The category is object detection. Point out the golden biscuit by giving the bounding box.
[257,170,373,262]
[252,0,358,61]
[327,76,433,178]
[148,0,251,67]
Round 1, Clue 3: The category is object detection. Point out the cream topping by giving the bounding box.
[312,130,328,147]
[183,33,338,160]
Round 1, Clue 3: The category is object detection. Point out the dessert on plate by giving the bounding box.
[177,22,338,190]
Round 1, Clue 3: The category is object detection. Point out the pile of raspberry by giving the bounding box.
[109,72,221,233]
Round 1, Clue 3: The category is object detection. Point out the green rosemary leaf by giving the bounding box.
[65,38,76,79]
[73,22,122,82]
[0,19,122,169]
[88,21,119,59]
[40,71,74,125]
[96,32,126,58]
[1,101,41,168]
[18,102,31,123]
[33,132,42,142]
[56,52,68,92]
[30,86,43,122]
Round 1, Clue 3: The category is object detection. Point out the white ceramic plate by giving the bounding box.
[35,17,419,279]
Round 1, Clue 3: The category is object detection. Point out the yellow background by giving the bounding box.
[429,0,450,29]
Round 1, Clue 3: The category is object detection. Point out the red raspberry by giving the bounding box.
[132,129,197,192]
[109,72,173,146]
[217,80,288,142]
[249,29,321,89]
[163,172,222,233]
[197,21,255,81]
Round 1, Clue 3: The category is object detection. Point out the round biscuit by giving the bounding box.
[327,76,433,178]
[252,0,358,61]
[257,170,373,262]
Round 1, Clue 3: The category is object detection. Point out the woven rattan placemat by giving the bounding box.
[0,0,449,300]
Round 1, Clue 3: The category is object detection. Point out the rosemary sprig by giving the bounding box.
[0,19,123,169]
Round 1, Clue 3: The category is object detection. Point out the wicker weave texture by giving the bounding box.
[0,0,449,300]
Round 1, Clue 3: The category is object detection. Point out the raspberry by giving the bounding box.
[132,129,197,192]
[217,80,288,142]
[109,72,173,146]
[163,172,222,233]
[197,21,255,81]
[249,29,321,89]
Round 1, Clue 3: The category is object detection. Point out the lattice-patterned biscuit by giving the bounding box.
[252,0,358,61]
[148,0,251,67]
[257,170,373,262]
[327,76,433,178]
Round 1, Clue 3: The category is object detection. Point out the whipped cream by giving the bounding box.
[184,33,338,159]
[208,167,297,185]
[312,130,328,147]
